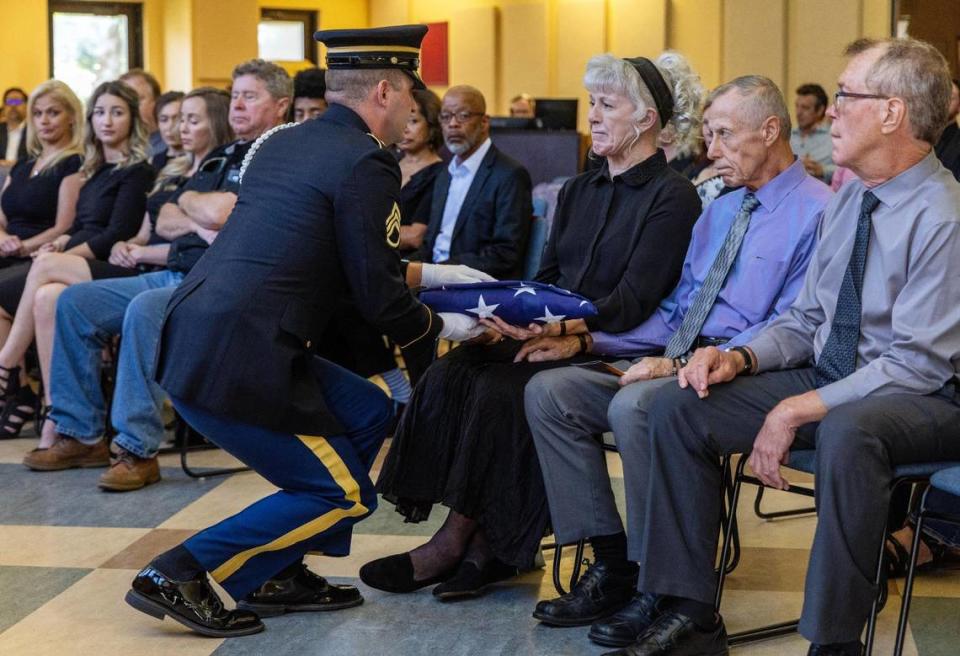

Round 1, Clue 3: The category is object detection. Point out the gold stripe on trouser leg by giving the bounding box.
[210,435,368,582]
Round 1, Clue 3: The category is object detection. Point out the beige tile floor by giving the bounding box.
[1,436,956,655]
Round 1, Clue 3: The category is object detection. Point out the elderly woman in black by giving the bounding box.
[0,80,154,435]
[363,52,705,598]
[0,81,85,267]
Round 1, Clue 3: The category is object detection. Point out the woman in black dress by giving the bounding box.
[398,88,444,256]
[0,80,154,434]
[362,52,705,598]
[0,80,85,266]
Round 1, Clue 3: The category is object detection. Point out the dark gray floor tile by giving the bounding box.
[0,565,91,632]
[0,464,227,528]
[213,578,608,656]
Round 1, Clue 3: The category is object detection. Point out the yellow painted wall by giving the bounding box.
[666,0,722,89]
[787,0,861,110]
[723,0,787,89]
[0,0,48,94]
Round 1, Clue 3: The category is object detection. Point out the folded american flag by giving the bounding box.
[419,280,599,325]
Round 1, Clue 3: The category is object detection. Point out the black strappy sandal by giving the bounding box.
[0,363,21,404]
[0,384,38,439]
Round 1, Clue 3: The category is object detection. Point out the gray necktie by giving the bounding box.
[664,192,761,358]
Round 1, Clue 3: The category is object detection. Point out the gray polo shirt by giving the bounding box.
[747,150,960,408]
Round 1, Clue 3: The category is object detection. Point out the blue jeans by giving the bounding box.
[49,270,183,457]
[176,356,393,599]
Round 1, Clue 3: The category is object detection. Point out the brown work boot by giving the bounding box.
[99,448,161,491]
[23,436,110,471]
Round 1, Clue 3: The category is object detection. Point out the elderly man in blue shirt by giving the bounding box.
[519,75,832,647]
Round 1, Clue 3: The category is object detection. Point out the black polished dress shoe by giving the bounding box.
[602,612,728,656]
[432,559,519,600]
[532,561,638,627]
[126,565,264,638]
[807,641,863,655]
[237,563,363,617]
[589,592,660,647]
[359,552,455,593]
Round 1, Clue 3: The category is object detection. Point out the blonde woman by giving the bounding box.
[0,80,154,437]
[0,81,85,266]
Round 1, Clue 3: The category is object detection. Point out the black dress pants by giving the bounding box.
[641,368,960,644]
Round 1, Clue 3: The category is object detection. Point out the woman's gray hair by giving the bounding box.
[583,51,704,157]
[846,37,951,145]
[232,59,293,101]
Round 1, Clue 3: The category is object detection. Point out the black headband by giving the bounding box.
[624,57,673,128]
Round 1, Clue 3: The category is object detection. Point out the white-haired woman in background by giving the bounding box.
[362,51,705,601]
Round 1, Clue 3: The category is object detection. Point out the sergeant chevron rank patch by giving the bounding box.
[386,202,402,248]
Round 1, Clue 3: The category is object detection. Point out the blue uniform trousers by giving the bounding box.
[173,356,393,600]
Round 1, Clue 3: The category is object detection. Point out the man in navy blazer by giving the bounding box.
[415,85,532,279]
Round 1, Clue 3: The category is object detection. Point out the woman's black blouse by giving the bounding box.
[0,154,82,240]
[146,175,186,245]
[399,161,444,226]
[534,149,701,333]
[66,161,156,258]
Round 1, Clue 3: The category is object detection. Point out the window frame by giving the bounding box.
[48,1,144,78]
[259,7,318,64]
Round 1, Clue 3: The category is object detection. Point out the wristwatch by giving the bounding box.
[729,346,754,374]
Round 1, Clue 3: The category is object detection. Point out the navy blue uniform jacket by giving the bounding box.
[416,144,532,278]
[155,105,440,436]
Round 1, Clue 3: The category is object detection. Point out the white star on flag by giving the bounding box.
[535,306,566,324]
[466,294,500,319]
[512,285,537,297]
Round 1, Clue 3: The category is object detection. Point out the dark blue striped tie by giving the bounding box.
[814,190,881,387]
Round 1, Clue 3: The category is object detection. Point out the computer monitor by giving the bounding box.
[534,98,578,130]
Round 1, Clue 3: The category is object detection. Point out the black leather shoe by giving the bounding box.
[807,641,863,655]
[602,612,728,656]
[589,592,660,647]
[126,565,264,637]
[432,559,519,600]
[359,552,455,593]
[237,563,363,617]
[532,561,638,627]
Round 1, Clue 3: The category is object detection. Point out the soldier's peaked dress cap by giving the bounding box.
[315,25,428,90]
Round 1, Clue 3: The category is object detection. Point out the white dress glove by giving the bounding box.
[438,313,486,341]
[420,263,496,288]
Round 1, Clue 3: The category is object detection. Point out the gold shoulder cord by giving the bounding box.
[398,307,434,349]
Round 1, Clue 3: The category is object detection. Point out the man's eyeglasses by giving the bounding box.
[439,111,484,124]
[833,90,889,110]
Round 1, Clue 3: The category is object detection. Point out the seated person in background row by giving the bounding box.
[362,51,703,600]
[510,93,536,119]
[21,61,291,481]
[0,80,156,438]
[0,81,84,268]
[607,37,960,656]
[291,67,327,123]
[397,88,444,256]
[522,75,832,649]
[790,83,834,184]
[0,87,30,167]
[120,68,165,157]
[412,85,532,280]
[22,86,236,481]
[934,78,960,181]
[150,91,185,171]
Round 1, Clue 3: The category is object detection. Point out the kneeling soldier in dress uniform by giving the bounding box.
[124,25,490,637]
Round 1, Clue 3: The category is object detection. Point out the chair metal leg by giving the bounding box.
[715,457,747,610]
[720,455,742,575]
[893,487,931,656]
[176,420,250,479]
[552,539,587,596]
[753,483,817,520]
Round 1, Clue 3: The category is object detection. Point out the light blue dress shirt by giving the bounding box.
[432,137,493,263]
[791,123,835,184]
[590,159,832,357]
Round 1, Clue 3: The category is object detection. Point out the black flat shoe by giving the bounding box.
[589,592,660,647]
[432,559,519,600]
[359,552,455,593]
[602,612,728,656]
[126,565,264,638]
[532,561,638,627]
[237,563,363,617]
